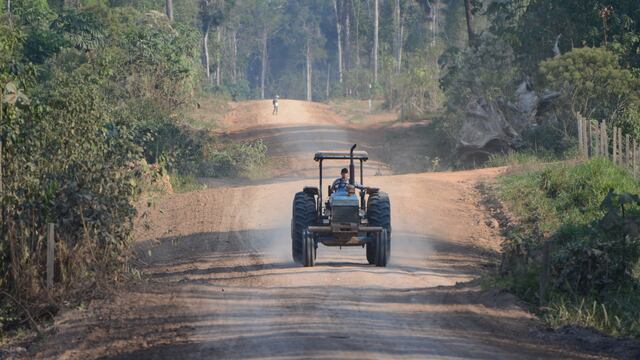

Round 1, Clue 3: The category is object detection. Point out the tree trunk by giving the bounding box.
[431,0,438,47]
[216,28,222,87]
[352,0,360,96]
[333,0,343,84]
[399,19,404,73]
[231,30,238,83]
[203,23,211,79]
[326,63,331,99]
[464,0,475,46]
[344,0,351,71]
[394,0,401,73]
[261,27,268,99]
[373,0,379,85]
[306,38,312,101]
[166,0,173,21]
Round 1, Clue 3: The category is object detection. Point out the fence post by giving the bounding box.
[626,133,630,169]
[587,120,593,158]
[634,138,638,179]
[577,116,584,157]
[594,121,600,156]
[613,126,618,164]
[539,240,552,304]
[603,120,609,159]
[619,127,624,166]
[47,223,54,289]
[584,118,589,158]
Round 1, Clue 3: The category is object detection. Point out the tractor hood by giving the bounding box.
[330,193,359,207]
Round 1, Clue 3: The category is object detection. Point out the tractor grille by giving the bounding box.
[332,206,359,223]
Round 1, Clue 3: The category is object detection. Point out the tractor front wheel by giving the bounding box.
[374,229,390,267]
[301,229,316,267]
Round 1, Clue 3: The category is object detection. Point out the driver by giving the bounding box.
[332,168,364,193]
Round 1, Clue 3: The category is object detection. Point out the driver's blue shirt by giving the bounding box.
[332,177,364,193]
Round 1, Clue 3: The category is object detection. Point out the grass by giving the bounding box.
[544,293,640,337]
[185,95,229,130]
[498,157,640,235]
[495,157,640,338]
[168,172,205,193]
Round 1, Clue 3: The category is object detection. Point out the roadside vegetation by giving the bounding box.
[0,3,266,338]
[495,159,640,337]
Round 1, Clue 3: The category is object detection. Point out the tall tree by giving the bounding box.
[464,0,475,45]
[343,0,351,71]
[166,0,173,21]
[199,0,233,80]
[333,0,343,83]
[373,0,379,84]
[393,0,402,73]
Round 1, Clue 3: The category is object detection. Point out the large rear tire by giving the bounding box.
[301,229,316,267]
[292,192,316,263]
[374,229,390,267]
[367,192,391,263]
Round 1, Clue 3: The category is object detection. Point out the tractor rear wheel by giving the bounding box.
[374,229,390,267]
[367,192,391,263]
[292,191,316,263]
[301,229,316,267]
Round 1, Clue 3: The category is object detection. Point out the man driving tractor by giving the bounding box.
[332,168,364,193]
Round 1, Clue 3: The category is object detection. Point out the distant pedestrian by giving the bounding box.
[272,95,279,115]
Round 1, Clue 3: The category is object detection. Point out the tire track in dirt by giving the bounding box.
[22,100,611,360]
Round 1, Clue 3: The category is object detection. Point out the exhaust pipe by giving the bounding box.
[349,144,356,185]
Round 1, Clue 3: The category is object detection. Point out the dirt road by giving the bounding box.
[23,100,605,359]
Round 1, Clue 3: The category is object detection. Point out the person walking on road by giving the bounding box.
[272,95,279,115]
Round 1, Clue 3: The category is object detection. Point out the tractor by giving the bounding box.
[291,144,391,267]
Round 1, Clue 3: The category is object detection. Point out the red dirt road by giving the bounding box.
[20,100,608,359]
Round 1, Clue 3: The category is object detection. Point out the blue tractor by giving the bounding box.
[291,145,391,267]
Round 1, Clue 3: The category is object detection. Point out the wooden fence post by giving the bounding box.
[539,240,552,304]
[626,134,630,169]
[603,120,609,159]
[613,126,618,164]
[584,118,590,158]
[47,223,54,289]
[587,120,593,157]
[619,127,624,166]
[631,138,638,179]
[594,122,600,156]
[577,116,584,157]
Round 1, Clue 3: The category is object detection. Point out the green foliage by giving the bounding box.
[486,0,640,72]
[384,48,443,119]
[443,32,518,108]
[199,139,267,177]
[540,47,640,122]
[497,159,640,337]
[0,4,235,333]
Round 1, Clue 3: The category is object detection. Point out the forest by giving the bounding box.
[1,0,640,350]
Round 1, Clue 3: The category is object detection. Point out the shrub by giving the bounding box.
[497,158,640,337]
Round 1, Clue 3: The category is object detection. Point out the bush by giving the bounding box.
[199,139,267,178]
[497,158,640,337]
[540,47,640,123]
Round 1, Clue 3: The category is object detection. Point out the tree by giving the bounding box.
[333,0,343,83]
[463,0,474,45]
[166,0,173,21]
[199,0,233,80]
[540,47,640,122]
[373,0,379,84]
